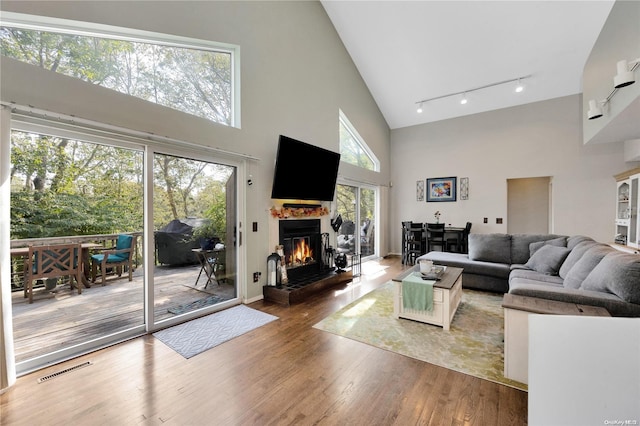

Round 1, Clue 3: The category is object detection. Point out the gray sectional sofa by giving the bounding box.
[418,233,640,317]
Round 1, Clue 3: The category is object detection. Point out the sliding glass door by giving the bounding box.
[7,120,242,373]
[9,127,146,369]
[152,153,238,324]
[335,183,377,260]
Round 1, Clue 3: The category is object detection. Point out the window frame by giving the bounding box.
[0,11,242,128]
[338,110,379,172]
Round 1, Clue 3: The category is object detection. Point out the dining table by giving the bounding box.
[10,242,102,289]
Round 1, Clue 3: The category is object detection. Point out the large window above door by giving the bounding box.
[0,12,239,127]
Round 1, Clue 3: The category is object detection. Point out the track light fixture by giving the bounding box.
[613,58,640,89]
[587,99,604,120]
[515,78,524,93]
[586,56,639,121]
[415,75,531,113]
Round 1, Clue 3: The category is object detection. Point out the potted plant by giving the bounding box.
[192,220,220,250]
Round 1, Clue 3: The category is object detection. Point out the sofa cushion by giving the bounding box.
[524,245,571,275]
[558,240,599,279]
[510,234,566,265]
[420,252,510,279]
[581,252,640,304]
[529,236,568,257]
[509,268,565,285]
[562,244,612,289]
[566,235,596,251]
[468,233,511,264]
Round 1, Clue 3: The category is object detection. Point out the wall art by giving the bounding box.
[426,177,457,202]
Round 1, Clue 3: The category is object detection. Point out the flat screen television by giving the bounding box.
[271,135,341,201]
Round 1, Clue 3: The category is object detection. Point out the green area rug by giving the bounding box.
[313,282,527,391]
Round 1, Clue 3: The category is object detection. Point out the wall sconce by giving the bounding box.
[587,99,605,120]
[614,58,640,89]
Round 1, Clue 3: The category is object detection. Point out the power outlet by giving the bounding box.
[484,217,488,224]
[253,272,261,282]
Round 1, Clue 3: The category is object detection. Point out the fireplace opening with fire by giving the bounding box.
[288,237,316,269]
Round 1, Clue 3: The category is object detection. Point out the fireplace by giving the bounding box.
[279,219,324,283]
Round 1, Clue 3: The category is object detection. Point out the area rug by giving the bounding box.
[168,294,232,315]
[313,282,527,391]
[154,305,278,358]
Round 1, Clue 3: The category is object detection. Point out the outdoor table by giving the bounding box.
[191,248,224,289]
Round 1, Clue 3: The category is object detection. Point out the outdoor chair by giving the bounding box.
[91,234,136,285]
[24,243,82,304]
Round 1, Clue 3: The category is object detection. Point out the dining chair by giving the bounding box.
[426,223,446,252]
[24,243,82,304]
[91,234,137,285]
[446,222,473,253]
[401,221,413,264]
[405,222,425,265]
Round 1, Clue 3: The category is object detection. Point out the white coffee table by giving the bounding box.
[392,266,463,330]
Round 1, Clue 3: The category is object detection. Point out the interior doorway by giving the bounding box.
[507,177,552,234]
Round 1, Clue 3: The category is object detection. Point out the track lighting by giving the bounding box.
[515,79,524,93]
[613,58,640,89]
[587,99,604,120]
[585,57,639,121]
[415,75,531,113]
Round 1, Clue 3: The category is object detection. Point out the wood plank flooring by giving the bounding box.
[0,256,527,425]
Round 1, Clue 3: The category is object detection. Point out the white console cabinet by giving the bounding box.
[614,168,640,249]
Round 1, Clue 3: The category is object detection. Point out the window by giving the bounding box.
[339,111,379,172]
[0,13,239,127]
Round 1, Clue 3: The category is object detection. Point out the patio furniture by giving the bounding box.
[24,243,82,304]
[91,234,136,285]
[192,248,225,288]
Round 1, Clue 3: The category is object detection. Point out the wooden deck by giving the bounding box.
[11,263,236,363]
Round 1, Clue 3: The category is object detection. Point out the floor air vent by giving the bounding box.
[37,361,93,383]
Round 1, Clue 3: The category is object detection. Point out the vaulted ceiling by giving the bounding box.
[322,1,616,130]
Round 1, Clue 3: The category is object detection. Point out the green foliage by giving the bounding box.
[1,26,232,125]
[11,191,123,238]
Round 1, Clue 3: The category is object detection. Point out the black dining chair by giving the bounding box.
[401,221,413,264]
[447,222,472,253]
[426,223,446,252]
[405,223,425,265]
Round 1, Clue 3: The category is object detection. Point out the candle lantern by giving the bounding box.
[267,252,281,286]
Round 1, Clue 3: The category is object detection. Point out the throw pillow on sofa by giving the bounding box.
[468,233,511,264]
[581,252,640,304]
[529,236,568,257]
[524,245,571,275]
[562,244,612,289]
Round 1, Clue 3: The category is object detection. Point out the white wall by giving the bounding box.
[0,1,391,300]
[389,94,638,255]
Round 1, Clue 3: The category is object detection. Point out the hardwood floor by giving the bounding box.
[0,256,527,425]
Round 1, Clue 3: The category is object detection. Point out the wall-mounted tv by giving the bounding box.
[271,135,341,202]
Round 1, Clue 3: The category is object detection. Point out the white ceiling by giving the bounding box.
[321,1,616,130]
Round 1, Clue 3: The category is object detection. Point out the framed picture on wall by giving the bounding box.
[416,180,425,201]
[426,177,457,202]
